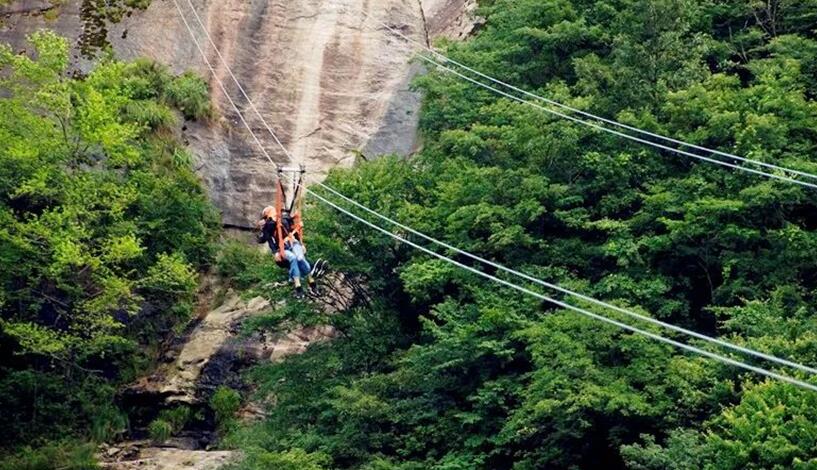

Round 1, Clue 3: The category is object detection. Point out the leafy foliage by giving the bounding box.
[148,419,173,444]
[230,0,817,469]
[211,386,242,426]
[225,448,330,470]
[0,31,218,452]
[215,240,276,290]
[164,71,213,120]
[148,406,193,443]
[0,440,98,470]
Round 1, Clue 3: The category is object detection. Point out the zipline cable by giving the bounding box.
[313,182,817,376]
[170,0,278,167]
[410,51,817,190]
[304,185,817,393]
[182,0,295,162]
[172,2,817,391]
[359,10,817,184]
[178,0,817,190]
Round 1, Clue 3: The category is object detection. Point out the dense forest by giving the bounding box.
[0,31,219,466]
[3,0,817,468]
[224,0,817,469]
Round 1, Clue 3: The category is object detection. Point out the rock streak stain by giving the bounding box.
[0,0,476,226]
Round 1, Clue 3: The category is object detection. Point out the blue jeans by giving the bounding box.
[284,241,311,281]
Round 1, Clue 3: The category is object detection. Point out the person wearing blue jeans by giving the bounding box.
[256,206,318,298]
[284,240,311,285]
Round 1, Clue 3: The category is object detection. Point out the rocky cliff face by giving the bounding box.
[0,0,478,226]
[108,291,337,468]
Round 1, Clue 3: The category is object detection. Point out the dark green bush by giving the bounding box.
[122,100,177,130]
[0,441,98,470]
[210,386,242,425]
[0,369,117,445]
[158,405,192,434]
[164,71,212,120]
[215,240,276,290]
[148,418,173,444]
[90,406,129,443]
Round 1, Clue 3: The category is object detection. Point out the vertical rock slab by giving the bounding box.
[127,294,271,404]
[420,0,482,40]
[108,0,432,226]
[0,0,475,227]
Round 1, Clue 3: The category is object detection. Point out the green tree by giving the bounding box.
[0,31,218,451]
[215,0,817,468]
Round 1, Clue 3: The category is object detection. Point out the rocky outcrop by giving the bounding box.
[126,292,336,405]
[267,324,336,362]
[110,290,337,468]
[0,0,479,227]
[422,0,484,40]
[127,294,271,404]
[100,445,235,470]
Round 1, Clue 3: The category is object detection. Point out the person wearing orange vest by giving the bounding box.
[256,206,323,298]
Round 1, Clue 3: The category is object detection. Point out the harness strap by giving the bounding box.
[274,165,307,256]
[291,170,306,249]
[275,175,286,259]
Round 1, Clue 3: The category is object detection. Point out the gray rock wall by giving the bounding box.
[0,0,476,227]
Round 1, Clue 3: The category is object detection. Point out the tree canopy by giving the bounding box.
[228,1,817,468]
[0,30,218,454]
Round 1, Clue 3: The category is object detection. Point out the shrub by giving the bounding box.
[148,418,173,444]
[171,147,193,168]
[142,253,198,301]
[210,386,242,425]
[0,441,98,470]
[164,71,212,120]
[215,241,273,289]
[0,370,117,445]
[122,100,177,130]
[158,405,192,434]
[123,58,172,100]
[90,406,129,442]
[233,448,330,470]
